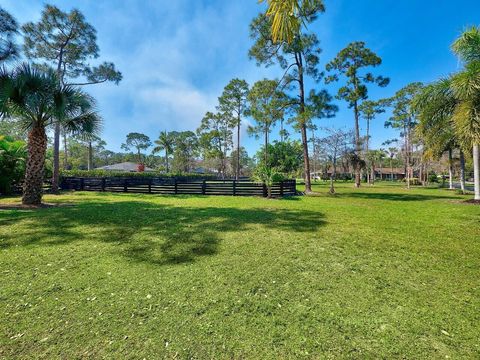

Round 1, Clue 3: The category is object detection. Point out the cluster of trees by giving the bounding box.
[2,1,479,203]
[262,0,480,200]
[414,27,480,200]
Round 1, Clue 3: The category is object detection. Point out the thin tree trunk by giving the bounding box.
[459,149,465,194]
[165,149,169,173]
[366,118,371,184]
[236,113,240,180]
[52,48,65,194]
[51,122,61,193]
[312,130,316,181]
[264,127,269,165]
[88,141,93,170]
[371,161,375,185]
[405,123,411,189]
[63,131,68,170]
[419,162,423,186]
[353,100,361,188]
[390,158,394,181]
[300,123,311,192]
[448,148,454,190]
[23,126,47,205]
[330,153,337,194]
[280,119,284,142]
[473,144,480,201]
[297,53,312,193]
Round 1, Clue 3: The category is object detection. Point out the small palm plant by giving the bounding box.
[253,165,284,198]
[0,63,101,205]
[153,130,174,173]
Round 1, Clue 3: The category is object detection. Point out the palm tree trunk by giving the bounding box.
[448,148,454,190]
[23,125,47,205]
[459,149,466,194]
[473,144,480,201]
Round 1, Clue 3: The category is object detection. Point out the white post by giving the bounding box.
[473,144,480,201]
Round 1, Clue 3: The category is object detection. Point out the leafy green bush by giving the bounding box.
[428,173,439,183]
[402,177,421,185]
[0,136,26,195]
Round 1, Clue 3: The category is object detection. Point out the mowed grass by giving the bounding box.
[0,183,479,359]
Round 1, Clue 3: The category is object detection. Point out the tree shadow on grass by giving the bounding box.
[0,200,325,265]
[336,191,459,202]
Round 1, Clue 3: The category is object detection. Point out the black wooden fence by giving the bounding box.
[60,177,297,197]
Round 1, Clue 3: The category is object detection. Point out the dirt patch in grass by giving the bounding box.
[463,199,480,205]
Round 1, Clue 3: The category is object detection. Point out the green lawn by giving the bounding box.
[0,183,479,358]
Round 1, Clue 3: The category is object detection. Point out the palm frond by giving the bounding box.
[451,26,480,63]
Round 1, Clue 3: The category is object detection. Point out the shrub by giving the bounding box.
[0,136,26,195]
[428,173,438,183]
[60,169,219,180]
[402,177,420,185]
[253,165,284,198]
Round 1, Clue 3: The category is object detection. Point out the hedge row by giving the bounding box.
[60,169,220,179]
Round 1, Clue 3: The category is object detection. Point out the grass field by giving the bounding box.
[0,182,479,358]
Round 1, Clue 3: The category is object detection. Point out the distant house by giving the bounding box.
[191,167,207,174]
[311,167,406,180]
[373,167,406,180]
[96,162,155,172]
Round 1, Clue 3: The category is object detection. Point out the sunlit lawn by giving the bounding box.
[0,182,479,358]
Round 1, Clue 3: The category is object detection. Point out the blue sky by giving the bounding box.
[3,0,480,156]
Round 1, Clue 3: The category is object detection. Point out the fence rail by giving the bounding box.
[60,177,297,197]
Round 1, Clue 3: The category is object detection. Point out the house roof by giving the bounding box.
[96,162,155,172]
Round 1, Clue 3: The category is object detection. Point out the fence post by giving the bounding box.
[202,180,206,195]
[102,178,106,192]
[233,180,236,196]
[148,178,152,194]
[262,182,267,197]
[80,178,84,191]
[174,178,178,195]
[123,178,128,192]
[280,181,284,196]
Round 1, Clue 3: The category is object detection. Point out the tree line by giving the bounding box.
[1,1,479,204]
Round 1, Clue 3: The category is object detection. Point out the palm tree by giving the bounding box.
[359,100,385,184]
[153,130,174,173]
[451,28,480,200]
[261,0,324,43]
[387,147,397,181]
[415,27,480,200]
[366,150,385,185]
[0,64,100,205]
